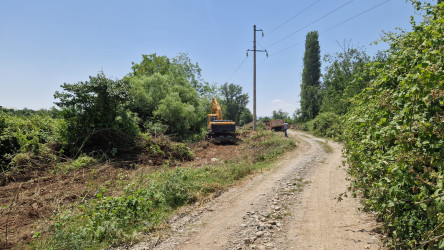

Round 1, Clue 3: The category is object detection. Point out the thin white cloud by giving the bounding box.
[255,98,300,117]
[271,99,297,109]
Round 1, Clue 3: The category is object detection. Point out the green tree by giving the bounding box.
[238,108,253,126]
[321,44,370,115]
[129,73,205,139]
[127,53,217,140]
[129,53,216,98]
[300,31,322,121]
[54,72,139,156]
[292,109,303,123]
[153,92,202,139]
[272,109,289,120]
[129,73,199,121]
[219,83,249,125]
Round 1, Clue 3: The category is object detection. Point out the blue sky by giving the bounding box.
[0,0,427,117]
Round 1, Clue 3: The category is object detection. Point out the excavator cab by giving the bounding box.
[207,98,236,143]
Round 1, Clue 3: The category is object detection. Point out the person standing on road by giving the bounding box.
[284,122,288,137]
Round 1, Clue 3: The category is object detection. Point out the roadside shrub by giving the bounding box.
[342,3,444,248]
[54,72,139,157]
[47,168,194,248]
[301,122,309,131]
[310,112,340,138]
[0,111,61,172]
[246,129,296,162]
[137,134,194,165]
[128,57,208,141]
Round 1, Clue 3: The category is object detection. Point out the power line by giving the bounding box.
[322,0,392,34]
[267,0,354,48]
[270,0,392,57]
[267,0,320,35]
[271,41,304,57]
[257,41,267,51]
[226,57,248,82]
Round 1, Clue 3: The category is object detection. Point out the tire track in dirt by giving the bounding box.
[130,131,383,250]
[281,132,383,250]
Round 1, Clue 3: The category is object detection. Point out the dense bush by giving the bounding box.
[306,112,340,138]
[54,72,139,157]
[47,168,194,249]
[128,54,212,140]
[342,3,443,248]
[218,83,251,125]
[0,111,62,172]
[320,46,370,115]
[137,134,194,165]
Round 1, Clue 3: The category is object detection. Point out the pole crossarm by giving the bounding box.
[247,49,267,53]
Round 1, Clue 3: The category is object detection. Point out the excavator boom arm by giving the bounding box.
[211,98,223,120]
[207,97,236,143]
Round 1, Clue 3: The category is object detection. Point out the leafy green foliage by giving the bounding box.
[219,83,250,125]
[134,78,202,139]
[54,72,139,157]
[129,53,216,98]
[137,134,194,165]
[0,110,61,173]
[300,31,322,121]
[272,109,290,121]
[46,169,193,249]
[305,112,340,138]
[321,45,370,115]
[128,54,211,140]
[129,73,200,121]
[153,95,202,140]
[342,3,444,248]
[238,108,253,126]
[53,155,97,174]
[39,130,295,249]
[245,129,296,162]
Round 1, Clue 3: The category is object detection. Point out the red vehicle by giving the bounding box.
[269,119,284,131]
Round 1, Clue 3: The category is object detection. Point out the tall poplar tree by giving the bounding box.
[300,31,321,121]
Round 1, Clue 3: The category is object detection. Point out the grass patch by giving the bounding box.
[278,178,308,197]
[32,129,296,249]
[51,155,97,174]
[315,140,333,154]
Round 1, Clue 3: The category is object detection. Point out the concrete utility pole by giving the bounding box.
[247,25,267,131]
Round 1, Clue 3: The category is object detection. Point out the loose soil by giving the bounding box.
[0,135,251,249]
[130,131,384,249]
[0,131,384,249]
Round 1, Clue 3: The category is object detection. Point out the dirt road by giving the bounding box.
[132,131,383,250]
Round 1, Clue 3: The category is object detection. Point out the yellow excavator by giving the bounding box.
[207,98,236,143]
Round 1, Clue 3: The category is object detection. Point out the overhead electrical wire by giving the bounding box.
[321,0,392,33]
[228,42,266,82]
[267,0,354,48]
[271,41,305,57]
[226,57,248,83]
[257,41,267,51]
[270,0,393,57]
[267,0,320,36]
[235,1,348,81]
[236,0,392,84]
